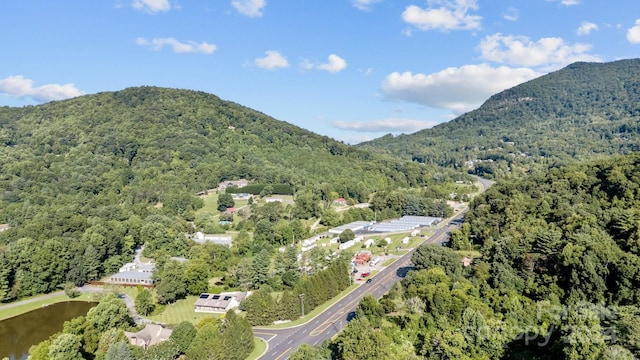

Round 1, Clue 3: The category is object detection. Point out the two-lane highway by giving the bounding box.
[254,210,468,359]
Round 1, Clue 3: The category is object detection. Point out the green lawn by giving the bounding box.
[147,295,221,325]
[247,338,268,360]
[197,192,220,214]
[0,292,96,321]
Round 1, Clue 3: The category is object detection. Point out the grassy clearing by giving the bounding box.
[0,292,96,321]
[197,192,220,215]
[247,338,268,360]
[147,295,221,325]
[455,250,482,258]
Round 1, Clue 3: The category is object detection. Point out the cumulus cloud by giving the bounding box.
[317,54,347,73]
[352,0,381,11]
[232,0,266,17]
[333,118,439,133]
[0,75,84,102]
[577,21,598,36]
[254,51,289,70]
[131,0,171,13]
[627,19,640,44]
[136,37,217,54]
[402,0,482,32]
[478,33,600,68]
[381,64,541,113]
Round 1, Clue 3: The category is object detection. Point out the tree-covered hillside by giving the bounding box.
[0,86,466,300]
[293,153,640,359]
[360,59,640,178]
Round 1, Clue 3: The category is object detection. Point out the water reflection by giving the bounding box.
[0,301,97,360]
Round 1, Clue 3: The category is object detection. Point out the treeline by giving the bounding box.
[242,260,350,326]
[292,153,640,359]
[28,293,254,360]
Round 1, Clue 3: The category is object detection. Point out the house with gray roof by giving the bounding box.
[194,291,249,313]
[124,324,172,349]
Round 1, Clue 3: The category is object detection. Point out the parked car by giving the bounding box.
[361,272,370,277]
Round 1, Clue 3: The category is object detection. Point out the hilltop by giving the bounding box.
[359,59,640,178]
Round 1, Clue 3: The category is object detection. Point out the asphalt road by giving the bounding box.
[253,209,469,360]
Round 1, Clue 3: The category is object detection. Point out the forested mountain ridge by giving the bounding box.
[0,86,466,300]
[359,58,640,178]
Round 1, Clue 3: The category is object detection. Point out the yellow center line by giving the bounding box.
[309,271,396,336]
[274,347,292,360]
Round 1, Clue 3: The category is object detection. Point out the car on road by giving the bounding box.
[366,278,372,283]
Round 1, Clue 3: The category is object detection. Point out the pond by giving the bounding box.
[0,301,97,360]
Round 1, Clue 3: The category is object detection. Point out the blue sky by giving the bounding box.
[1,0,639,143]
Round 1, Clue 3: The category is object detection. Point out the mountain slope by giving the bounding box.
[359,59,640,178]
[0,86,463,235]
[0,86,471,298]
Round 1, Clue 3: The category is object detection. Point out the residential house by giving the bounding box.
[233,193,251,200]
[194,292,249,313]
[333,197,347,206]
[124,324,172,349]
[218,179,249,191]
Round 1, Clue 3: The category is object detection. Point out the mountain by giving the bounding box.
[359,59,640,178]
[0,86,468,299]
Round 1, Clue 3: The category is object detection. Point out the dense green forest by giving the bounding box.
[293,153,640,359]
[0,86,468,300]
[360,59,640,178]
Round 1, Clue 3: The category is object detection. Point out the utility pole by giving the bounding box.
[299,293,305,317]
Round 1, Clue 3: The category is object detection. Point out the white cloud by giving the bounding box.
[0,75,84,102]
[254,51,289,70]
[502,7,518,22]
[131,0,171,13]
[627,19,640,44]
[232,0,266,17]
[317,54,347,73]
[352,0,381,11]
[381,64,541,113]
[333,118,439,133]
[401,0,482,32]
[136,37,217,54]
[577,21,598,36]
[559,0,579,5]
[478,33,600,68]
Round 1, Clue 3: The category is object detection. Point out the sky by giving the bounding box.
[1,1,639,144]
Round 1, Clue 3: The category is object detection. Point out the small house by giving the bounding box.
[125,324,172,349]
[194,292,249,313]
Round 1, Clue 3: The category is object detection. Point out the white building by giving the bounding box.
[193,232,233,247]
[339,240,356,250]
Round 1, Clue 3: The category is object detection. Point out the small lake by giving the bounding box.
[0,301,97,360]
